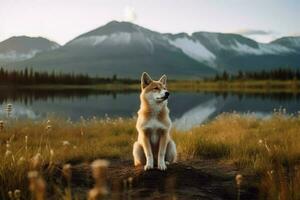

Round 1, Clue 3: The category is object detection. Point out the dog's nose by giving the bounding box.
[165,92,170,97]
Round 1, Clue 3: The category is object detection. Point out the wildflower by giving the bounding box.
[28,171,39,179]
[45,125,52,131]
[6,104,13,117]
[49,149,54,165]
[18,156,26,165]
[88,188,103,200]
[89,159,110,198]
[258,139,263,145]
[62,164,72,182]
[14,189,21,200]
[267,170,275,179]
[25,136,28,151]
[0,120,4,131]
[235,174,243,186]
[31,153,42,169]
[264,141,271,153]
[28,171,46,200]
[6,142,10,149]
[5,150,12,157]
[91,159,110,181]
[8,191,13,200]
[50,149,54,157]
[128,177,133,189]
[282,108,286,114]
[63,141,70,146]
[235,174,243,200]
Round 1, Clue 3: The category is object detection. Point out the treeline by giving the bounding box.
[0,68,138,85]
[212,68,300,81]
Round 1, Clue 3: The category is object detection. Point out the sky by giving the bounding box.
[1,0,300,45]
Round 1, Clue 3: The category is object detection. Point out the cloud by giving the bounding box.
[123,6,137,22]
[290,32,300,37]
[236,29,274,36]
[234,29,281,42]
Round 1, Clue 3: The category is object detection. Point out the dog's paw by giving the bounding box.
[144,163,154,171]
[157,161,167,171]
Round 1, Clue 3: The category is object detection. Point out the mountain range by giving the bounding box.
[1,21,300,78]
[0,36,60,63]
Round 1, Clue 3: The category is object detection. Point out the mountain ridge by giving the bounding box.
[2,21,300,78]
[0,36,60,63]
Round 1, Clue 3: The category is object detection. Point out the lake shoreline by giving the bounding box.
[0,79,300,93]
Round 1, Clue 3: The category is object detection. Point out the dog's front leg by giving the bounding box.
[158,130,168,170]
[141,131,154,170]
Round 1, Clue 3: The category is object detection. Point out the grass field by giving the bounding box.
[0,112,300,199]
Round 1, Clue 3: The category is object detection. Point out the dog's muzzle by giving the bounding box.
[162,92,170,101]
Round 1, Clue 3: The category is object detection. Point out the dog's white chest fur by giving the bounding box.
[150,132,159,144]
[143,118,166,130]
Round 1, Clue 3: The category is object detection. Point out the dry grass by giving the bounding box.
[174,112,300,200]
[174,112,300,172]
[0,117,136,199]
[0,113,300,199]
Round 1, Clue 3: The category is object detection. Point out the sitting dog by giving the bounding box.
[133,72,177,171]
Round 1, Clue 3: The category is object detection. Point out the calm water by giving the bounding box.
[0,88,299,130]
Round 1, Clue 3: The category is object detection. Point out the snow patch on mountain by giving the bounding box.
[168,37,216,66]
[232,40,294,55]
[106,32,131,44]
[0,50,40,62]
[285,37,300,46]
[69,35,108,46]
[197,33,223,49]
[69,32,133,47]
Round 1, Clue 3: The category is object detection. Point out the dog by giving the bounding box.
[133,72,177,171]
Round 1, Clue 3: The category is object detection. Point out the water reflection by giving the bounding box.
[173,98,221,131]
[0,88,299,129]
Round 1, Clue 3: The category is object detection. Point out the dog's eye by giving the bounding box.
[154,87,159,90]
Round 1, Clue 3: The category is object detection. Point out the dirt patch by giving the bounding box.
[51,159,258,200]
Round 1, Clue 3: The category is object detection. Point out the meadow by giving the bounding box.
[0,111,299,199]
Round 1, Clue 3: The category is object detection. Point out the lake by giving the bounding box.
[0,88,299,130]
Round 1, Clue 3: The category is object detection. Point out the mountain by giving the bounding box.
[11,21,215,78]
[0,36,60,63]
[165,32,300,72]
[3,21,300,78]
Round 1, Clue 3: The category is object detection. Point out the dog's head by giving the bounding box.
[140,72,169,103]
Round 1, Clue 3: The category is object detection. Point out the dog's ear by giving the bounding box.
[141,72,152,89]
[159,74,167,86]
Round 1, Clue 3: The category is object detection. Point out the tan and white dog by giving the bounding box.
[133,72,177,171]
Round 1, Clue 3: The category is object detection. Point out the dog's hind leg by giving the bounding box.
[133,141,146,166]
[165,140,177,164]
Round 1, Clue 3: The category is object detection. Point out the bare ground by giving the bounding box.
[50,159,259,200]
